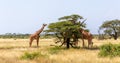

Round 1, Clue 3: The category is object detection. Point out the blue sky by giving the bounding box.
[0,0,120,34]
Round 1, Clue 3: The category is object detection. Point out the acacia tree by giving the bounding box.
[46,14,86,48]
[99,19,120,40]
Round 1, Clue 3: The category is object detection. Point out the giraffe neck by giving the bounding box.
[36,26,45,35]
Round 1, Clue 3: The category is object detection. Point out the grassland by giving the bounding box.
[0,38,120,63]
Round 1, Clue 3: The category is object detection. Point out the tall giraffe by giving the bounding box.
[80,29,93,48]
[29,24,47,47]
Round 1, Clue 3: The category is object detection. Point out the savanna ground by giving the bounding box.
[0,38,120,63]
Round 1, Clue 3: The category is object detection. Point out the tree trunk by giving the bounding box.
[113,32,118,40]
[66,38,70,49]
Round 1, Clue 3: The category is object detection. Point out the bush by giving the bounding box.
[98,43,120,57]
[21,52,45,60]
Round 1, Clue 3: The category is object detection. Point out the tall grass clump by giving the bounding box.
[49,46,63,54]
[20,51,46,60]
[98,43,120,57]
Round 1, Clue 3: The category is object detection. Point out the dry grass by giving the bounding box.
[0,38,120,63]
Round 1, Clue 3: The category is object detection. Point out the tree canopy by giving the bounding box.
[45,14,87,48]
[99,19,120,40]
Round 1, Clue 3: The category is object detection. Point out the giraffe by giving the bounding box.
[29,24,47,47]
[80,29,93,48]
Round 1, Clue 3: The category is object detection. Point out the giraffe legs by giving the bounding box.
[29,35,40,47]
[29,37,33,47]
[81,34,85,47]
[88,39,93,48]
[36,37,39,47]
[81,36,85,47]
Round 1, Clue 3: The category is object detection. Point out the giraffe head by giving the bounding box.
[43,24,47,26]
[80,28,84,32]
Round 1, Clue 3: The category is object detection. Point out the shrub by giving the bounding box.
[98,43,120,57]
[20,52,45,60]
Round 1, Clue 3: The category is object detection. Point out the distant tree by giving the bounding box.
[0,33,30,39]
[99,19,120,40]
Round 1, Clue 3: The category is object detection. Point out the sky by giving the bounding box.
[0,0,120,34]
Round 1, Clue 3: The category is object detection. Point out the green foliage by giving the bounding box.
[45,14,88,48]
[59,14,83,22]
[47,21,82,38]
[99,19,120,40]
[21,52,45,60]
[47,21,81,32]
[0,33,30,39]
[100,19,120,29]
[46,14,86,34]
[98,43,120,57]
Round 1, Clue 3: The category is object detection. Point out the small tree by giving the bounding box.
[46,14,86,48]
[99,19,120,40]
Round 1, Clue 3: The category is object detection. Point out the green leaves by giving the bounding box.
[48,21,82,32]
[48,21,71,32]
[45,14,88,48]
[46,14,87,39]
[21,52,45,60]
[59,14,83,21]
[59,14,84,25]
[99,19,120,40]
[47,14,86,34]
[98,43,120,57]
[100,19,120,29]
